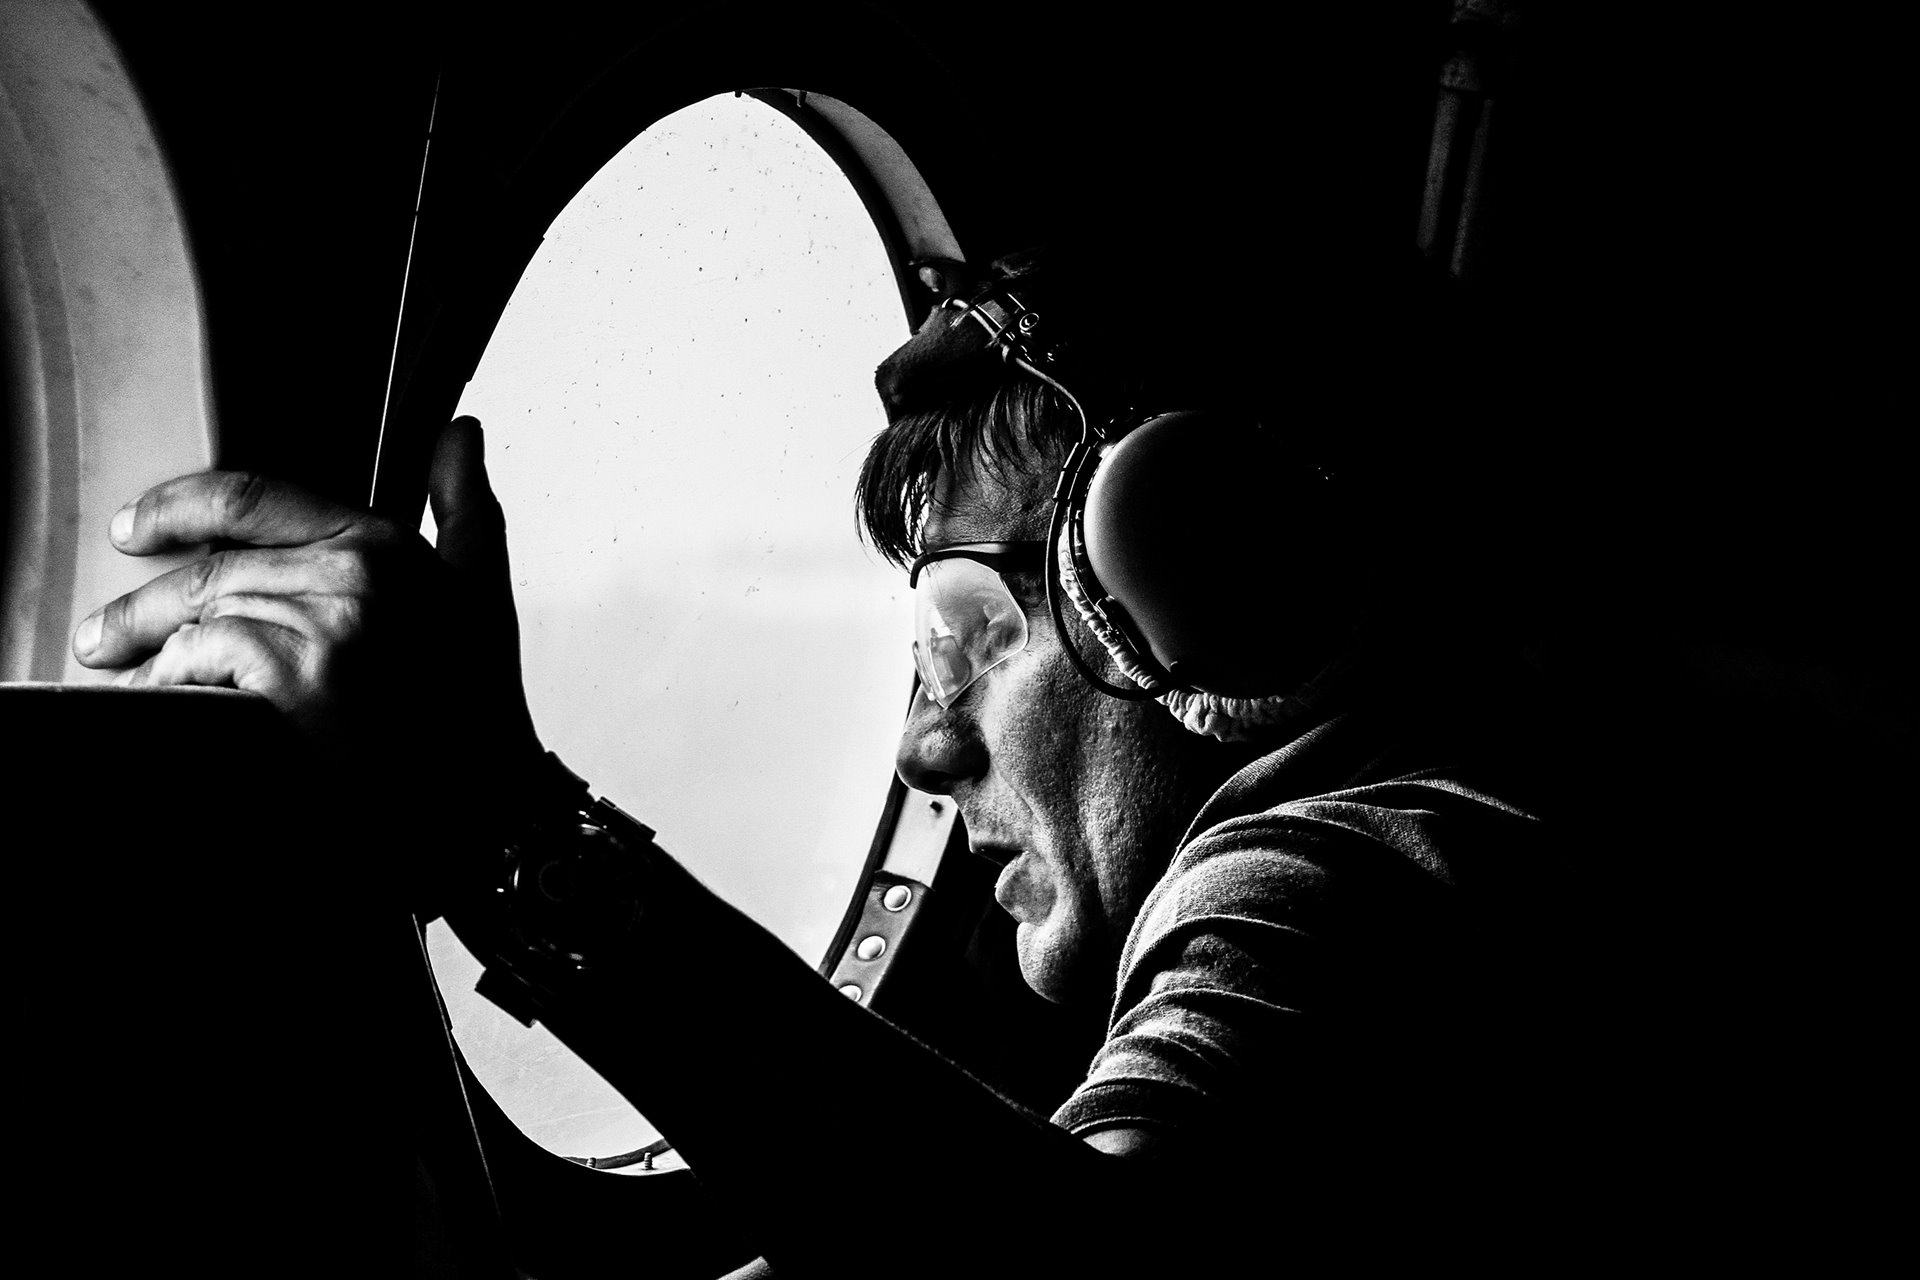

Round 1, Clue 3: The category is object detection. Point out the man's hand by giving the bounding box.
[71,418,540,814]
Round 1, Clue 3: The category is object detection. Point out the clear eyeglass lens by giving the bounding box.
[911,557,1030,708]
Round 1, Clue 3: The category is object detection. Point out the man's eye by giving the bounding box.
[1001,570,1045,607]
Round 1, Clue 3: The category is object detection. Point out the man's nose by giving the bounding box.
[894,684,987,795]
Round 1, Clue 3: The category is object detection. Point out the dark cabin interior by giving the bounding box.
[6,2,1904,1274]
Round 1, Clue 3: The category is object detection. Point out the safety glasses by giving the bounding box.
[908,541,1046,708]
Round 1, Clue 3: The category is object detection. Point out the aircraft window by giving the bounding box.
[1,1,216,683]
[424,92,911,1165]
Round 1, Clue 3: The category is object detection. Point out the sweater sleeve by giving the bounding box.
[1053,774,1535,1146]
[458,761,1537,1275]
[1052,834,1339,1139]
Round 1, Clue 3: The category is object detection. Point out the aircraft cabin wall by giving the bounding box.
[2,2,1905,1276]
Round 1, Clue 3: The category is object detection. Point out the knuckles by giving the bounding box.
[209,470,272,529]
[100,591,137,653]
[160,619,205,652]
[185,549,229,607]
[93,471,448,723]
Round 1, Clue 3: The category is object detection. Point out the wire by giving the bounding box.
[368,71,442,511]
[1016,356,1157,703]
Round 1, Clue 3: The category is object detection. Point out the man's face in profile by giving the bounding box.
[892,444,1250,1008]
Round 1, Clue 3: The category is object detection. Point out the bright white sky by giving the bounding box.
[425,92,913,1163]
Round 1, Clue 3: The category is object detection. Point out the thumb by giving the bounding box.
[422,417,540,798]
[429,416,508,581]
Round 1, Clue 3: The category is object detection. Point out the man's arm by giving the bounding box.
[444,820,1163,1278]
[72,433,1283,1276]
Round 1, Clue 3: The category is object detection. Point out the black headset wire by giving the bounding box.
[1012,354,1159,703]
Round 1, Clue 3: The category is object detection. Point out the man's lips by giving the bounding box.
[966,839,1020,870]
[992,850,1052,925]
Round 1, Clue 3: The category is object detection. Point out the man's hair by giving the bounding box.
[855,375,1073,568]
[855,247,1098,566]
[855,241,1466,572]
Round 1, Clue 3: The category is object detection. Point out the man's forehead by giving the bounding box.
[919,453,1053,549]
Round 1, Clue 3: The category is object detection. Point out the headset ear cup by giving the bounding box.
[1080,412,1362,698]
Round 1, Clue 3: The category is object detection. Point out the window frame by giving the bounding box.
[384,72,979,1188]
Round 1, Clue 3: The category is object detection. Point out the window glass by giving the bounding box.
[425,92,911,1164]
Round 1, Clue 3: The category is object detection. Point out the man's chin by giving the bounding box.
[1014,918,1105,1008]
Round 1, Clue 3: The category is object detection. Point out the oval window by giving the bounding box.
[425,92,911,1165]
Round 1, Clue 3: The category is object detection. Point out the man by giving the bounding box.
[74,247,1556,1273]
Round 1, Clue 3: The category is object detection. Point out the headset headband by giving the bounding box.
[945,287,1052,366]
[875,253,1116,428]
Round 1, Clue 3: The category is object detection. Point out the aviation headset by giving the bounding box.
[881,254,1371,740]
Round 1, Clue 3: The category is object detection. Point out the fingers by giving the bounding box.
[111,469,372,555]
[73,544,372,668]
[111,614,309,705]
